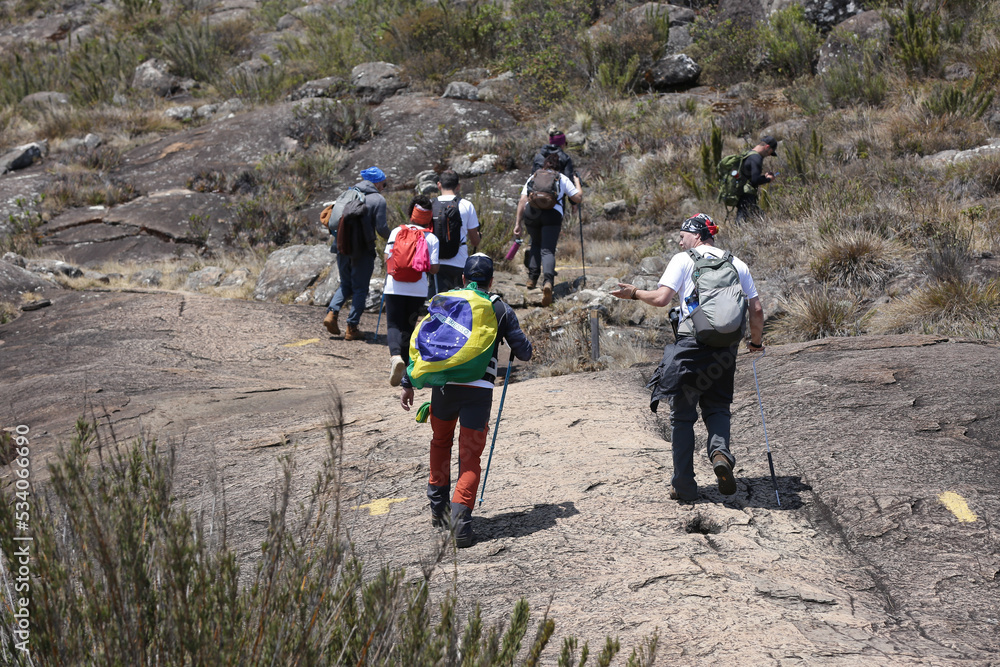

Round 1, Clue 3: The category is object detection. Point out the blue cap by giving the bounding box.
[360,166,386,183]
[464,253,494,283]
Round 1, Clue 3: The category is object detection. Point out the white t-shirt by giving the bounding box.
[658,246,758,317]
[435,195,480,268]
[521,172,580,217]
[384,224,440,298]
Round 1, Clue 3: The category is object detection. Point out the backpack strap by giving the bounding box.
[482,295,505,384]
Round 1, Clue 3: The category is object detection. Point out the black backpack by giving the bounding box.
[431,196,464,259]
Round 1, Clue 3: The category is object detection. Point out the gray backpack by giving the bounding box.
[677,249,747,347]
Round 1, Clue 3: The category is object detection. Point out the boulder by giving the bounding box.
[195,104,218,119]
[0,259,59,302]
[310,265,340,306]
[637,256,667,276]
[664,24,693,55]
[645,54,701,91]
[165,106,194,122]
[186,266,225,290]
[603,200,628,218]
[340,95,516,186]
[450,154,498,177]
[286,76,349,102]
[129,269,162,287]
[23,258,83,278]
[351,62,407,103]
[451,67,490,84]
[414,170,439,195]
[1,141,47,174]
[253,244,334,302]
[816,10,890,74]
[442,81,479,101]
[799,0,862,32]
[131,59,184,97]
[220,268,252,288]
[476,71,517,104]
[20,91,70,111]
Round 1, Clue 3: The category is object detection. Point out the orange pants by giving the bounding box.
[429,415,488,509]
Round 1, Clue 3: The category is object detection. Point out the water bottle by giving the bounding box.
[684,294,699,313]
[504,238,523,261]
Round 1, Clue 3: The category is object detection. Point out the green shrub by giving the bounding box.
[218,58,295,103]
[886,2,941,77]
[760,4,822,81]
[113,0,161,20]
[687,11,763,86]
[584,7,669,95]
[783,129,824,184]
[277,8,364,80]
[157,20,250,83]
[0,411,659,665]
[821,48,888,108]
[922,75,995,119]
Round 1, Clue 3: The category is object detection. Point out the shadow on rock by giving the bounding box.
[477,501,578,541]
[696,475,810,510]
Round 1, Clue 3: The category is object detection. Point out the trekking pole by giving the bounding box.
[374,275,387,338]
[577,204,586,286]
[478,354,514,507]
[751,350,780,507]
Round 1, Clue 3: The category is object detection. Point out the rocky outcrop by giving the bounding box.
[351,62,407,104]
[20,91,70,111]
[1,141,47,174]
[645,54,701,90]
[253,244,335,302]
[0,258,59,301]
[131,59,189,97]
[816,10,890,73]
[442,82,479,101]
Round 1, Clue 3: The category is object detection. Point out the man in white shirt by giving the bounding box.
[430,170,480,295]
[612,214,764,502]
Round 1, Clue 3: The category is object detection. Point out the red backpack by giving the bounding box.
[387,225,431,282]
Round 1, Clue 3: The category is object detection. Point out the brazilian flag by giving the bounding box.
[407,284,499,388]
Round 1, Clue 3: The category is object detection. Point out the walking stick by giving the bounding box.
[577,204,586,286]
[478,355,514,507]
[751,350,780,507]
[374,275,387,338]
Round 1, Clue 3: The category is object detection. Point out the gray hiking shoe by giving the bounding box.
[711,453,737,496]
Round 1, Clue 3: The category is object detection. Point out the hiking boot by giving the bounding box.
[541,281,553,307]
[431,512,449,529]
[345,324,364,341]
[669,487,697,502]
[451,503,475,548]
[525,277,537,290]
[389,355,405,387]
[712,452,737,496]
[323,310,341,336]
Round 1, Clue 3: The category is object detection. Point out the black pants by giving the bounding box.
[429,265,464,297]
[385,294,425,363]
[736,193,762,223]
[523,206,563,285]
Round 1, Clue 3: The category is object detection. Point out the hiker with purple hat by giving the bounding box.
[324,166,390,341]
[530,126,576,180]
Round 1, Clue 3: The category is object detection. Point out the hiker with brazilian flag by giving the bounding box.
[399,254,533,548]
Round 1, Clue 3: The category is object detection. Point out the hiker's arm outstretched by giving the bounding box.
[611,284,674,308]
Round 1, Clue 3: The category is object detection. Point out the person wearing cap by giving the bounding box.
[324,166,391,340]
[430,170,481,295]
[531,126,576,179]
[384,196,440,386]
[611,214,764,502]
[399,253,533,548]
[514,152,583,305]
[737,136,779,223]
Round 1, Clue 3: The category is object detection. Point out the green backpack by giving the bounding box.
[716,150,753,207]
[676,250,747,348]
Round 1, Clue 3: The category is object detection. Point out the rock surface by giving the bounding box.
[1,289,997,664]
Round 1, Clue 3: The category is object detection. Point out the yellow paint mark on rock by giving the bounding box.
[283,338,320,348]
[938,492,978,523]
[355,497,408,516]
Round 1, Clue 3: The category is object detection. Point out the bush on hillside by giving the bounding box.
[687,11,763,86]
[0,410,660,665]
[760,4,822,82]
[288,99,378,149]
[870,277,1000,337]
[821,48,888,109]
[583,7,670,95]
[922,75,995,119]
[811,231,900,291]
[886,2,941,77]
[771,288,866,342]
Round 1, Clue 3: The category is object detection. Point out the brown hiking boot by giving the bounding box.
[345,324,364,341]
[711,452,737,496]
[541,281,553,307]
[526,277,537,290]
[323,310,340,336]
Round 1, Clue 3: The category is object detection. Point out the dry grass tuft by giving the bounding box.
[869,278,1000,338]
[811,231,901,291]
[771,288,866,342]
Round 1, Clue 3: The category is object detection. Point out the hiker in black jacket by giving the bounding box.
[736,136,778,223]
[531,126,576,179]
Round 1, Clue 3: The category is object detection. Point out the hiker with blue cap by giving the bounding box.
[324,166,390,341]
[399,253,533,548]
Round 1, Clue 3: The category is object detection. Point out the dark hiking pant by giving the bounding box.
[523,207,562,285]
[384,294,424,364]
